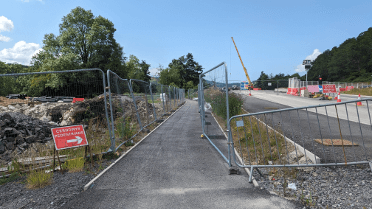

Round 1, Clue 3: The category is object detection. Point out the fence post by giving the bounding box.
[149,83,157,120]
[144,87,150,125]
[129,80,143,130]
[173,87,176,108]
[161,85,166,116]
[106,70,116,152]
[168,86,171,112]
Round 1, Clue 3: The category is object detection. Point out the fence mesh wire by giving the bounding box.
[0,69,112,167]
[229,98,372,182]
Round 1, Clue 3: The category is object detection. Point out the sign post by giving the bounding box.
[51,125,89,172]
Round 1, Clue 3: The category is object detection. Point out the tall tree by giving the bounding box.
[33,6,125,74]
[126,55,151,82]
[167,53,203,88]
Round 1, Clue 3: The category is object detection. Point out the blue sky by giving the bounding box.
[1,0,372,81]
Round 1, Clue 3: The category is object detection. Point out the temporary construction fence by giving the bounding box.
[0,68,185,168]
[228,98,372,182]
[187,89,198,99]
[106,70,185,152]
[251,80,289,91]
[0,68,113,166]
[198,62,233,166]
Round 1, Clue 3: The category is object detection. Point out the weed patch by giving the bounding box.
[26,168,53,189]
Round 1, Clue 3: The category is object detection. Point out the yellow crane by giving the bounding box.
[231,37,253,89]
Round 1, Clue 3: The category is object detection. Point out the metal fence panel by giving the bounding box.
[0,68,112,164]
[106,70,185,151]
[228,98,372,182]
[199,62,231,165]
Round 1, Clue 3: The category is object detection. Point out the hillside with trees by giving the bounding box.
[308,27,372,82]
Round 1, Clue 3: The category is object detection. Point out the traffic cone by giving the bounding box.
[337,92,341,103]
[357,94,362,106]
[249,89,251,96]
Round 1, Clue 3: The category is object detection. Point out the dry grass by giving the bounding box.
[343,87,372,96]
[211,107,295,166]
[0,96,29,106]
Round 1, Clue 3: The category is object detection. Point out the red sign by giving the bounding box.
[322,84,337,93]
[307,85,319,93]
[72,98,84,103]
[346,86,354,91]
[51,125,88,150]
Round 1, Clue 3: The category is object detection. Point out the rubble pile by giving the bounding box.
[0,94,160,164]
[0,112,58,164]
[113,95,158,120]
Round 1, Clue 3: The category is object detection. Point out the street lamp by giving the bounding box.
[302,59,312,86]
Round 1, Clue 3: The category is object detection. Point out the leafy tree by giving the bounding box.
[57,7,124,73]
[0,62,27,96]
[158,66,182,87]
[256,71,269,89]
[126,55,151,82]
[20,6,127,97]
[166,53,203,88]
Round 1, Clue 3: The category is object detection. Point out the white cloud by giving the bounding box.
[0,41,41,65]
[149,68,160,77]
[0,34,11,42]
[0,16,14,32]
[0,16,13,42]
[295,49,322,73]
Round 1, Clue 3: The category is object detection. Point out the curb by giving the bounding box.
[83,101,187,191]
[209,112,260,188]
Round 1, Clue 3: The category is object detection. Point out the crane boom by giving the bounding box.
[231,37,253,89]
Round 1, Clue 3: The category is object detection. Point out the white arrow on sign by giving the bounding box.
[66,136,83,144]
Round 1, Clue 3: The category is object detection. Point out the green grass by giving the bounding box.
[26,168,53,189]
[63,157,85,173]
[0,172,22,185]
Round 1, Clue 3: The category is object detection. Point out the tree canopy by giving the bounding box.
[37,6,125,73]
[159,53,202,89]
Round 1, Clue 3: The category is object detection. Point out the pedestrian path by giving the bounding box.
[62,100,299,209]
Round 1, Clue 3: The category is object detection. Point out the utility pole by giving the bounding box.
[302,60,312,87]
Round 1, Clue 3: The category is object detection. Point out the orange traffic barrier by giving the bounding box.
[72,98,84,103]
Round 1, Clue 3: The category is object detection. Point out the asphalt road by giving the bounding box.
[62,100,299,209]
[233,90,372,164]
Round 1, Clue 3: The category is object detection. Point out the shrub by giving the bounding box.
[209,92,243,119]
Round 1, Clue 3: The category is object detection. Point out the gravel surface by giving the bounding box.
[238,91,372,209]
[0,159,115,209]
[252,164,372,209]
